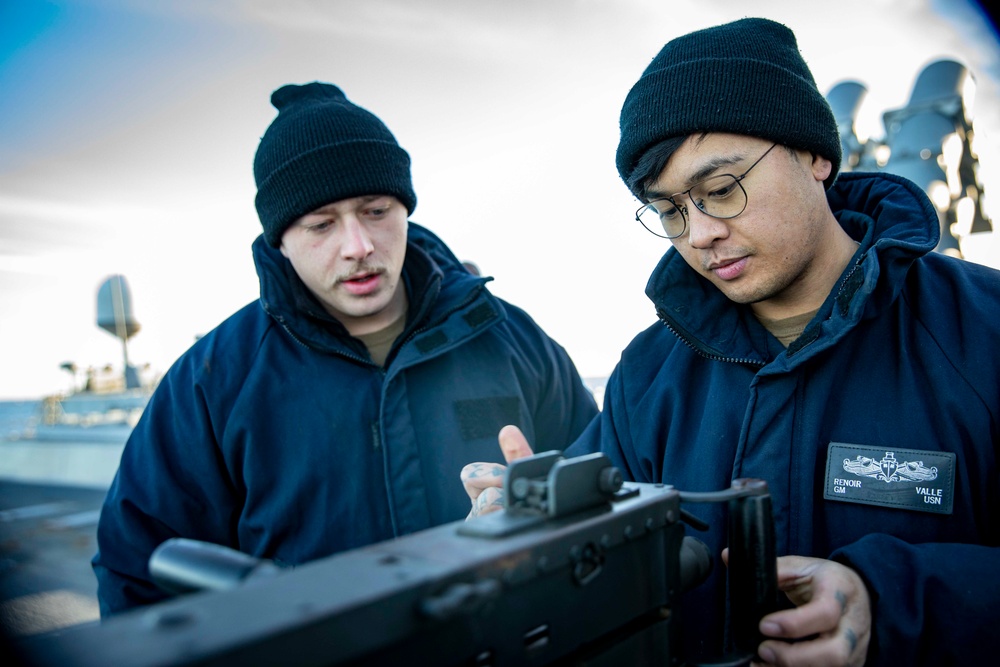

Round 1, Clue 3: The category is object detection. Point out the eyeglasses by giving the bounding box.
[635,143,779,239]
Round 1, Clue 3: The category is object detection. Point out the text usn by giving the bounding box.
[917,486,942,504]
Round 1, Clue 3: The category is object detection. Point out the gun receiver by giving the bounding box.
[17,452,777,667]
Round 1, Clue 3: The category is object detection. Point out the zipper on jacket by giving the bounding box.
[266,308,379,367]
[656,307,765,368]
[833,254,866,312]
[785,248,867,358]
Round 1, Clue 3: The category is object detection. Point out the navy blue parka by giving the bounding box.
[93,222,598,616]
[566,172,999,665]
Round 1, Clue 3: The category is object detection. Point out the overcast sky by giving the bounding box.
[1,0,998,400]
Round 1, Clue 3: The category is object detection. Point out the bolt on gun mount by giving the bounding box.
[17,451,778,667]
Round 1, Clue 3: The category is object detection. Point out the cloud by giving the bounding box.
[0,0,997,399]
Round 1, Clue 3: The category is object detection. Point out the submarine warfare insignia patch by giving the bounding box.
[824,443,955,515]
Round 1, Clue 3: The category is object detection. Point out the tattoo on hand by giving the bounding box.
[466,464,506,478]
[845,627,858,653]
[836,590,848,614]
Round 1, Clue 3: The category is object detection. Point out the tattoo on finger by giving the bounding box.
[845,627,858,653]
[465,464,506,479]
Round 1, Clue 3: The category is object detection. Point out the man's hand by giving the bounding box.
[461,425,534,519]
[727,552,871,667]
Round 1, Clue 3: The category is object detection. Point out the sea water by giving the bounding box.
[0,400,126,488]
[0,399,41,442]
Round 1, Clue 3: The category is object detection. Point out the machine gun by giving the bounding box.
[17,452,778,666]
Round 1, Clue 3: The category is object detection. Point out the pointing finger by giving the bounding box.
[498,424,535,464]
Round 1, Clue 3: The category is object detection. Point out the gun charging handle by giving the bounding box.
[679,478,779,666]
[149,538,282,596]
[727,478,779,659]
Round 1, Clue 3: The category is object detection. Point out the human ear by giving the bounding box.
[811,153,833,183]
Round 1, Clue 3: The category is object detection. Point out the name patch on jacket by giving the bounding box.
[824,443,955,515]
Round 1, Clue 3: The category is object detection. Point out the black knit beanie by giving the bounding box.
[616,18,841,190]
[254,82,417,247]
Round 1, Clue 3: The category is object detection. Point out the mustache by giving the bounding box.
[335,264,384,283]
